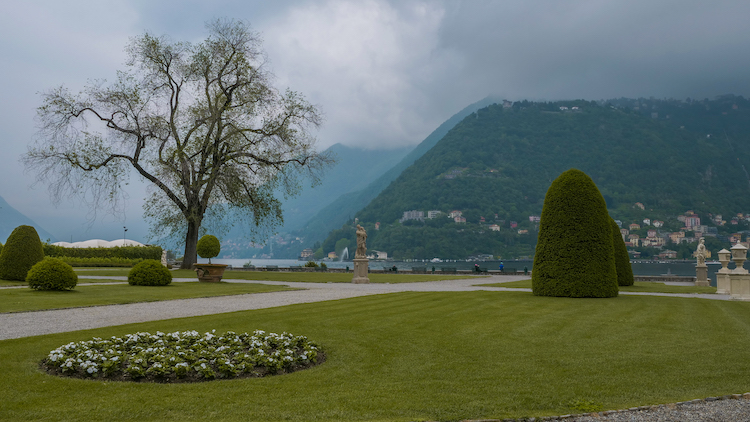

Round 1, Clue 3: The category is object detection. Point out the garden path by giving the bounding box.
[0,275,731,340]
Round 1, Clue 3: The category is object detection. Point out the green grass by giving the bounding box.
[485,279,718,294]
[0,282,294,313]
[3,291,750,421]
[74,268,479,283]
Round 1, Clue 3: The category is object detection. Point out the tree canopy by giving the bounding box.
[24,19,331,268]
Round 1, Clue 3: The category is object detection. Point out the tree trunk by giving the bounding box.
[181,219,201,269]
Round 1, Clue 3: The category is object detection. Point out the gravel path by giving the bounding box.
[2,275,745,421]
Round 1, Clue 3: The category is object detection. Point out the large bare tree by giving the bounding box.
[24,19,331,268]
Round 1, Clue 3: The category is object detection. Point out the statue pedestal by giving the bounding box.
[716,271,731,294]
[695,265,709,286]
[352,258,370,284]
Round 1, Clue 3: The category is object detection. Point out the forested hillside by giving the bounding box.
[318,96,750,260]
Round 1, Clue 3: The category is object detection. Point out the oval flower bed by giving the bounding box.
[41,329,323,382]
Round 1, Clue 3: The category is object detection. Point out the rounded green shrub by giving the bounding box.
[27,258,78,290]
[611,218,634,286]
[128,259,172,286]
[197,235,221,263]
[0,225,45,281]
[532,169,618,298]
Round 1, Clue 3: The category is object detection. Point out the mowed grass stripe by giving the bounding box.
[0,282,295,313]
[73,268,481,283]
[3,291,750,421]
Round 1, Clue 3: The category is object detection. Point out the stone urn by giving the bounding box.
[192,263,228,282]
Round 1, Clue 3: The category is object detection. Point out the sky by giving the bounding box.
[1,0,750,244]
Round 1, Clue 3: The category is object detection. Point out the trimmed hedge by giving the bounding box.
[197,235,221,263]
[57,257,145,267]
[0,225,45,281]
[611,218,635,286]
[44,244,162,260]
[27,258,78,290]
[128,260,172,286]
[532,169,618,298]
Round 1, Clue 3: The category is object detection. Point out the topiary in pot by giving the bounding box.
[611,218,634,286]
[128,259,172,286]
[532,169,618,298]
[27,258,78,290]
[197,235,221,263]
[0,225,45,281]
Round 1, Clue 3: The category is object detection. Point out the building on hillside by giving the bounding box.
[510,221,518,229]
[400,210,424,223]
[518,229,529,234]
[669,232,685,243]
[653,220,664,228]
[427,210,442,219]
[620,228,629,239]
[454,216,466,224]
[647,229,657,238]
[529,215,541,223]
[634,202,645,210]
[327,251,337,260]
[367,250,388,260]
[643,218,651,226]
[489,224,501,231]
[375,222,380,230]
[449,210,463,219]
[628,234,640,247]
[629,223,641,231]
[658,250,677,259]
[300,248,313,259]
[684,215,701,229]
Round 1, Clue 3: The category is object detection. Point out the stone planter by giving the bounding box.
[192,263,228,282]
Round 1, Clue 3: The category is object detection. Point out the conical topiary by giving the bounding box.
[532,169,618,298]
[611,218,634,286]
[0,225,45,281]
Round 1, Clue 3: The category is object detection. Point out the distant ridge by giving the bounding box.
[294,95,505,247]
[0,195,56,243]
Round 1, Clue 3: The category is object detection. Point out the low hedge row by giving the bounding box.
[43,245,162,260]
[57,257,145,267]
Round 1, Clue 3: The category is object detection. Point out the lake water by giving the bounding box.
[204,257,736,284]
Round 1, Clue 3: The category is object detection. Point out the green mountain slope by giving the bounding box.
[329,96,750,260]
[293,96,505,249]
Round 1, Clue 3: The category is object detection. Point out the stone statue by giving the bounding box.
[161,250,168,267]
[355,224,367,259]
[695,238,707,266]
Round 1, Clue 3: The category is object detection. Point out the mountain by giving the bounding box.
[320,95,750,260]
[0,195,57,243]
[291,96,506,251]
[219,143,411,258]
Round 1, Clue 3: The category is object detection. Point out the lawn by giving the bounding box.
[0,282,294,313]
[2,291,750,421]
[485,279,718,294]
[74,268,478,283]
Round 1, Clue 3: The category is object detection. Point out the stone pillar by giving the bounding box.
[716,248,731,294]
[352,258,370,284]
[729,243,750,300]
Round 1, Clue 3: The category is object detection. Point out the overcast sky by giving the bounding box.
[1,0,749,243]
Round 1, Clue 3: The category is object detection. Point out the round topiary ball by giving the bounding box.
[27,258,78,290]
[0,225,45,281]
[532,169,618,298]
[197,235,221,263]
[128,260,172,286]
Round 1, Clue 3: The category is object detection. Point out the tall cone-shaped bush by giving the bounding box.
[532,169,618,297]
[0,225,45,281]
[611,218,634,286]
